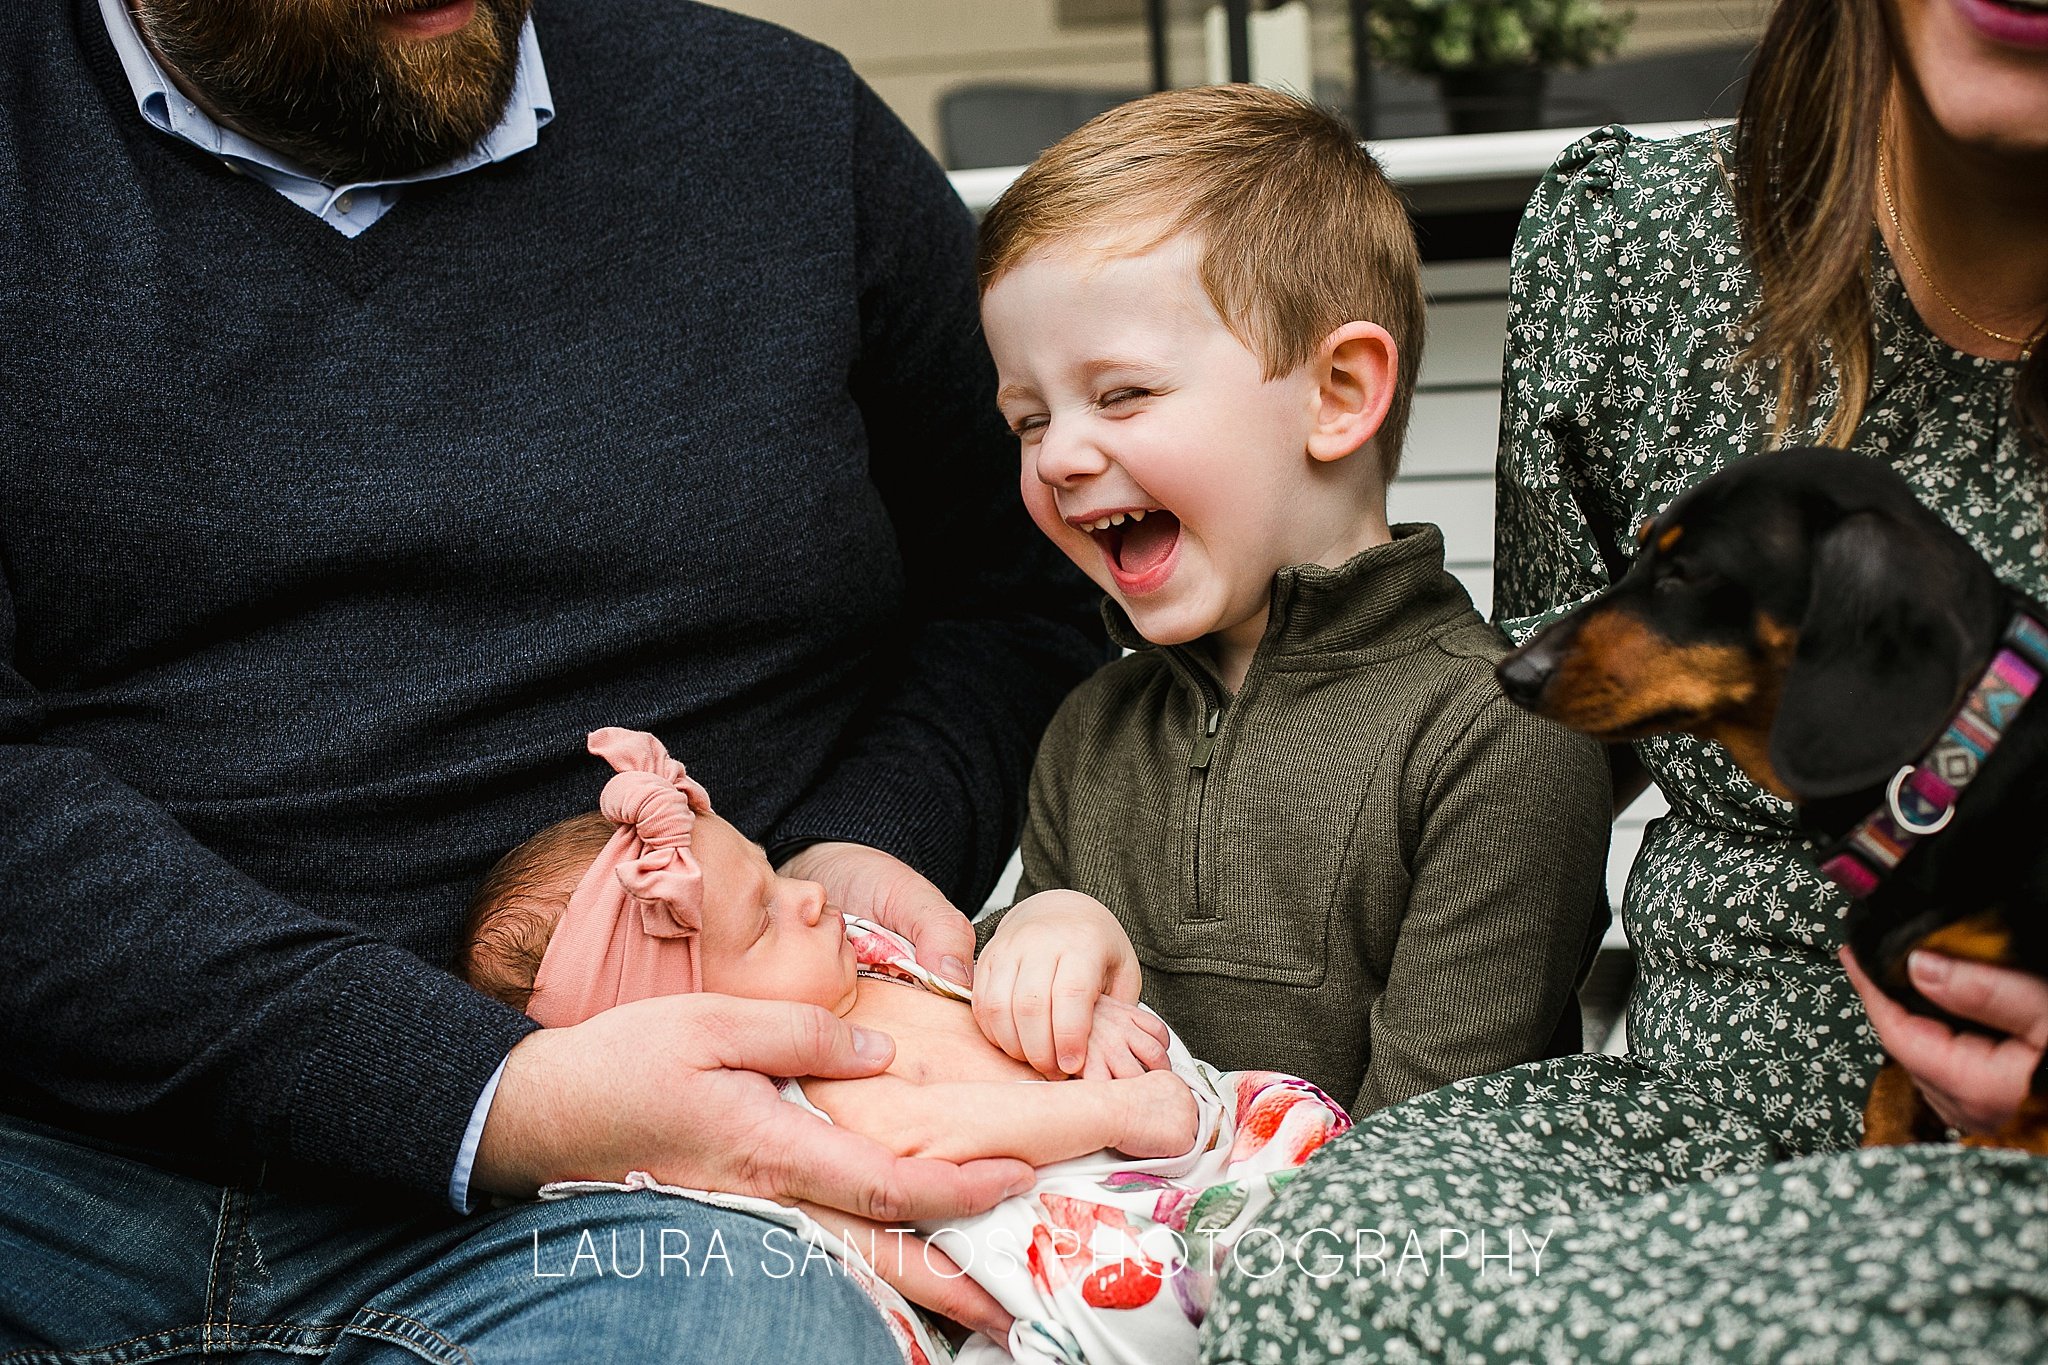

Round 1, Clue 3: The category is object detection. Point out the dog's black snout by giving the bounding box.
[1496,651,1554,708]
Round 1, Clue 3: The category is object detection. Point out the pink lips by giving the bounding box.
[1955,0,2048,48]
[380,0,477,38]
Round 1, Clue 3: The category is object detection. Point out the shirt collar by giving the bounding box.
[97,0,553,229]
[1103,524,1471,670]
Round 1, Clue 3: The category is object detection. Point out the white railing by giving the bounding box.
[947,119,1724,213]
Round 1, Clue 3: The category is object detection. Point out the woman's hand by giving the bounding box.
[780,841,976,989]
[973,889,1144,1079]
[1841,946,2048,1136]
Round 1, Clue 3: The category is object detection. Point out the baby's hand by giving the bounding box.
[1080,997,1171,1080]
[974,889,1142,1080]
[1110,1069,1200,1158]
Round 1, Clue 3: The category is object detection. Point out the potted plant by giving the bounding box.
[1370,0,1630,135]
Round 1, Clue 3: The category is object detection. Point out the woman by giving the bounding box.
[1202,1,2048,1358]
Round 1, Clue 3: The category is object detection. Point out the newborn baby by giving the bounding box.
[464,729,1346,1365]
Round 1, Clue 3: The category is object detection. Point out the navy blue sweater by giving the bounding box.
[0,0,1104,1198]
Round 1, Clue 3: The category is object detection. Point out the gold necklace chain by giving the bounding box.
[1877,130,2037,361]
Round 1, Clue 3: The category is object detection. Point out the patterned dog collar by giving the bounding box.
[1820,607,2048,899]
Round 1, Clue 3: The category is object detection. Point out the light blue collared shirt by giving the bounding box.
[99,0,542,1212]
[450,1058,509,1213]
[97,0,554,237]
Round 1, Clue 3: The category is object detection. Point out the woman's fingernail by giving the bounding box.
[940,955,970,984]
[852,1027,892,1061]
[1058,1053,1080,1074]
[1909,951,1951,986]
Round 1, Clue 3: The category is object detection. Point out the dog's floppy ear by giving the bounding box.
[1770,510,1976,802]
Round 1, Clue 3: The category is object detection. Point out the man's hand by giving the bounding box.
[780,841,975,989]
[472,992,1033,1221]
[791,1203,1013,1346]
[472,994,1030,1339]
[1842,946,2048,1136]
[973,889,1144,1078]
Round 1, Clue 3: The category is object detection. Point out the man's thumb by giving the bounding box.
[700,997,896,1078]
[904,906,976,987]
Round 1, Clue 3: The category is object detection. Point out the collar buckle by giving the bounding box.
[1820,604,2048,899]
[1884,765,1954,836]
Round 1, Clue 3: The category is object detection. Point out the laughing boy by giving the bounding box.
[968,85,1612,1121]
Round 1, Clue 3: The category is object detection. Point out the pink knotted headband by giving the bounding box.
[525,727,715,1028]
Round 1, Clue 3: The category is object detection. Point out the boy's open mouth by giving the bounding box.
[1083,508,1182,591]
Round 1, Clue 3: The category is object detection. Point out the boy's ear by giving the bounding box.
[1306,321,1397,464]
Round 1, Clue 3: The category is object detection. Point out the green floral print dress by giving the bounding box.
[1202,126,2048,1363]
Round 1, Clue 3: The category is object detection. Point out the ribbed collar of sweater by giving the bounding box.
[1102,523,1471,675]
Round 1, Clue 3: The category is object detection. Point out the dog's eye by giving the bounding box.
[1654,560,1721,596]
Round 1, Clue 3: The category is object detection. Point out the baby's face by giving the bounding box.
[689,812,859,1015]
[982,230,1368,671]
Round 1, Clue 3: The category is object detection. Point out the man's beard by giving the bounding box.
[131,0,533,183]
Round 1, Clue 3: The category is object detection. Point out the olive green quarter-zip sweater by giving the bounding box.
[977,525,1612,1120]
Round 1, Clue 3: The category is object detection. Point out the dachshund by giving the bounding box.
[1495,446,2048,1153]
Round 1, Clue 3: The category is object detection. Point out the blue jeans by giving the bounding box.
[0,1114,902,1363]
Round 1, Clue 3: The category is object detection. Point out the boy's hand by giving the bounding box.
[973,889,1143,1079]
[1078,997,1172,1080]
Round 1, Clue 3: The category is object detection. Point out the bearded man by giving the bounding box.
[0,1,1104,1357]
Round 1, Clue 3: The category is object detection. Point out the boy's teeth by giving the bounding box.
[1080,509,1156,532]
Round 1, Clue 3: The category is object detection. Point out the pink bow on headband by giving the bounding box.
[525,728,715,1028]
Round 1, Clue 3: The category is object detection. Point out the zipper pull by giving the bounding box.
[1189,707,1222,769]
